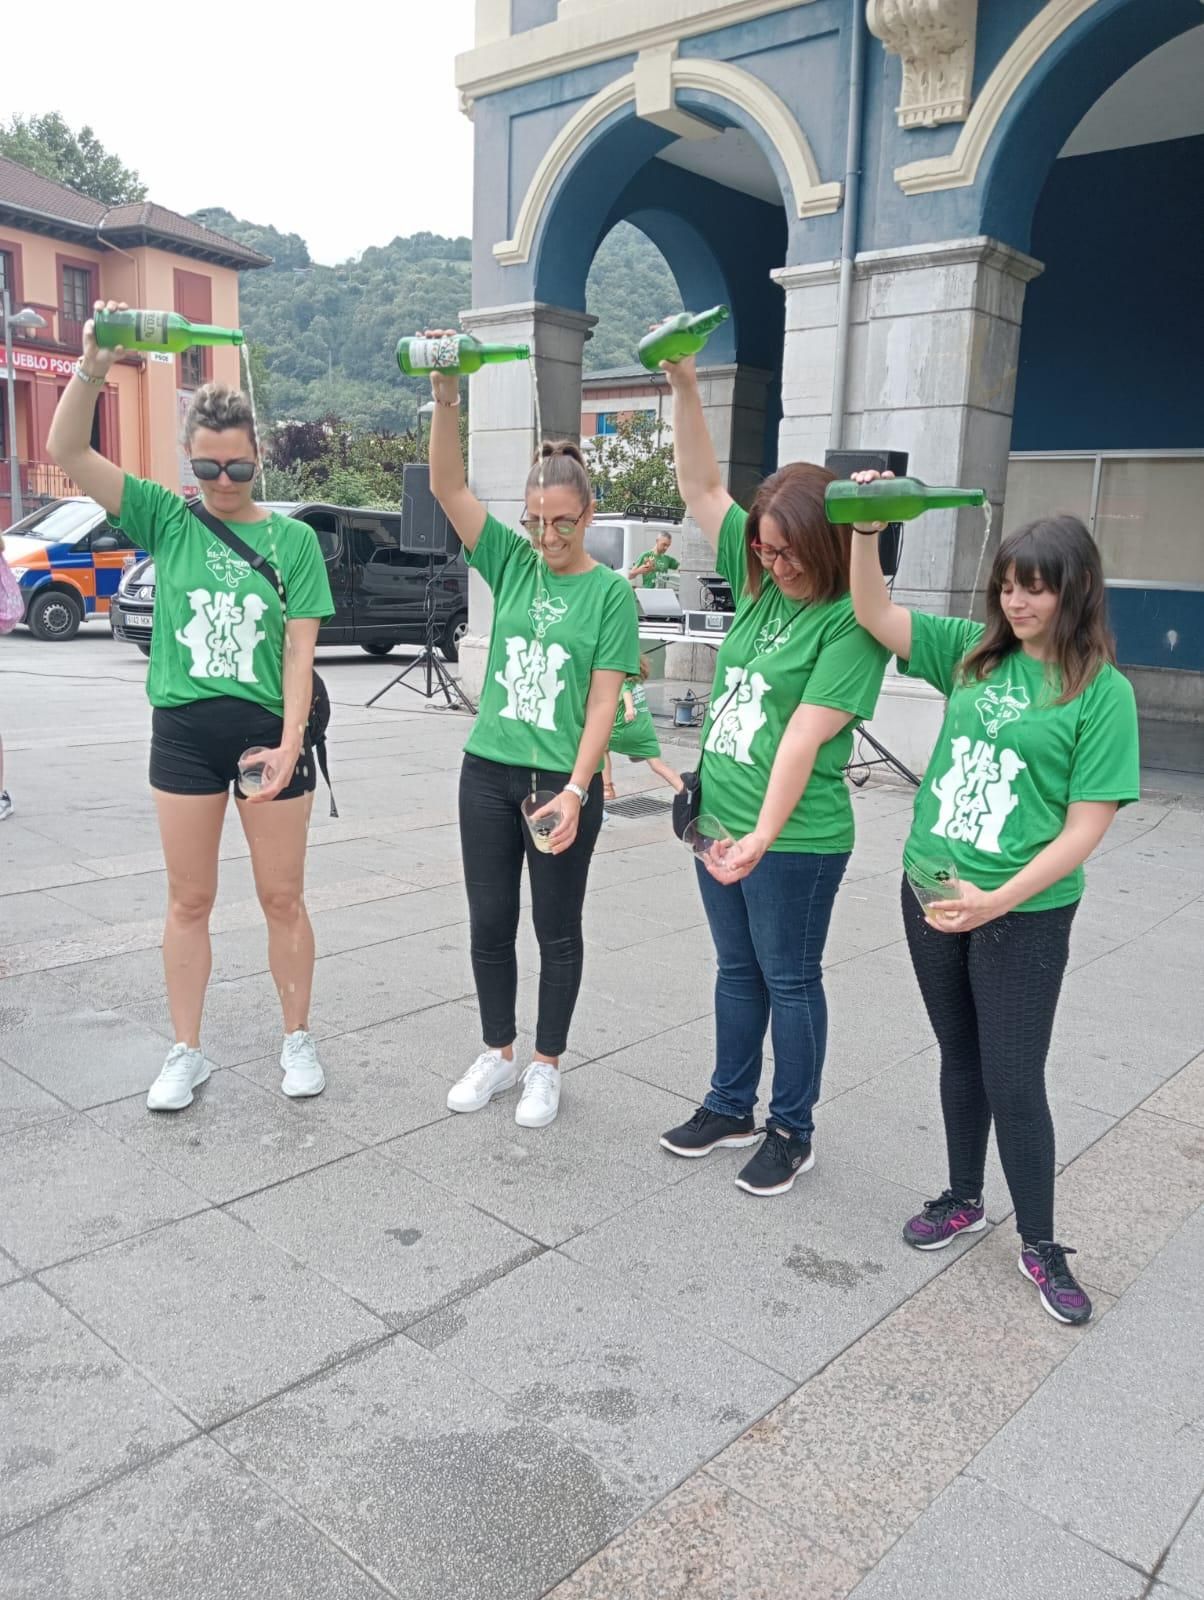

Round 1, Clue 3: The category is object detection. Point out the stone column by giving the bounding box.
[456,302,597,698]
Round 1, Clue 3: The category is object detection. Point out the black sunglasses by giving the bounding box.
[191,458,257,484]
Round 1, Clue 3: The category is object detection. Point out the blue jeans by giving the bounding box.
[696,850,849,1140]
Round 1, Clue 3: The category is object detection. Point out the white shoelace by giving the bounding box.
[159,1044,200,1082]
[461,1050,503,1088]
[283,1031,315,1067]
[520,1062,558,1107]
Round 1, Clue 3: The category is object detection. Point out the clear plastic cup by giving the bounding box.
[521,790,562,854]
[906,855,961,917]
[682,813,734,865]
[237,746,271,797]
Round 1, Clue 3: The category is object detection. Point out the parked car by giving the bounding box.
[1,497,146,640]
[110,501,470,661]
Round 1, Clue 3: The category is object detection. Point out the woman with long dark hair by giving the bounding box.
[850,473,1140,1323]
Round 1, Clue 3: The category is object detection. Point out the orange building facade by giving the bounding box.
[0,156,268,529]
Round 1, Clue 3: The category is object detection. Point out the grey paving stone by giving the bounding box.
[513,973,700,1064]
[0,1008,185,1109]
[547,1470,862,1600]
[382,1066,689,1247]
[969,1365,1204,1573]
[229,1148,540,1328]
[0,890,109,943]
[0,1279,194,1536]
[0,1115,205,1270]
[1048,996,1199,1118]
[309,881,467,949]
[41,1209,388,1427]
[847,1476,1148,1599]
[596,1015,720,1099]
[0,1247,22,1286]
[0,1436,392,1600]
[408,1250,792,1495]
[55,944,178,1010]
[91,1069,363,1204]
[127,971,341,1069]
[0,1062,70,1134]
[1160,1497,1204,1600]
[564,1157,942,1381]
[303,946,448,1033]
[1145,1051,1204,1130]
[46,869,176,927]
[216,1337,638,1600]
[0,971,93,1032]
[822,946,939,1095]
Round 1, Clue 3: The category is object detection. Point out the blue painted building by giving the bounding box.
[455,1,1202,729]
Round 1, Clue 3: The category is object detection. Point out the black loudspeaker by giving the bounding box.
[400,464,459,557]
[824,448,908,578]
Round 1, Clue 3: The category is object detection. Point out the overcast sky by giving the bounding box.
[11,0,477,265]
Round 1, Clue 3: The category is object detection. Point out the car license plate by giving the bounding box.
[127,616,153,628]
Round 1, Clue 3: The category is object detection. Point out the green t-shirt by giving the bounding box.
[899,612,1141,911]
[698,504,888,853]
[465,515,640,773]
[114,476,333,714]
[636,549,680,588]
[609,677,661,758]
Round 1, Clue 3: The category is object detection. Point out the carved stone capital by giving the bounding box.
[867,0,978,129]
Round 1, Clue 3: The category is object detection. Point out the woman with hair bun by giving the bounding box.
[48,302,333,1114]
[425,333,639,1129]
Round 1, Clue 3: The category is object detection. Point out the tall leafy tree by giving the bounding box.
[0,113,146,204]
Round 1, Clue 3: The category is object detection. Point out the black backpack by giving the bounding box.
[188,501,337,816]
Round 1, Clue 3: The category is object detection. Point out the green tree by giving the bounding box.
[0,113,146,204]
[585,412,683,516]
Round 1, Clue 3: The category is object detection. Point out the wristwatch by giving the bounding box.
[564,782,589,807]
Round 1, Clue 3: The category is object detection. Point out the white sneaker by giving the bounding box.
[0,791,12,821]
[281,1030,326,1098]
[515,1061,561,1129]
[146,1043,211,1111]
[447,1049,518,1113]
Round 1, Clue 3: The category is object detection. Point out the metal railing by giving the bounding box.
[0,460,78,526]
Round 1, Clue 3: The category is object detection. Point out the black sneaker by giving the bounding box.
[1019,1240,1093,1326]
[734,1124,814,1196]
[660,1106,760,1158]
[902,1189,987,1250]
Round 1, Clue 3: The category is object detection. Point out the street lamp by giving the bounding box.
[2,291,49,527]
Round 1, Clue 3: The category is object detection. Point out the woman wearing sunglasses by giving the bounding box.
[424,334,639,1129]
[48,302,334,1112]
[656,353,888,1196]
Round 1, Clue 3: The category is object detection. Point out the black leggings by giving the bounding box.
[459,754,603,1058]
[901,877,1076,1244]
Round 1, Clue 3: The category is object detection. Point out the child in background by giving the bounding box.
[603,655,684,804]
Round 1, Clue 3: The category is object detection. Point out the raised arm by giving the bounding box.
[662,356,732,549]
[46,301,128,519]
[847,469,912,661]
[425,331,486,551]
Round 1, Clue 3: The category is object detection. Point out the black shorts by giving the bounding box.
[150,696,316,800]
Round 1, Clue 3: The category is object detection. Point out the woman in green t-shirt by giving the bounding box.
[850,471,1140,1326]
[425,342,639,1131]
[47,303,334,1116]
[603,656,685,803]
[654,355,888,1196]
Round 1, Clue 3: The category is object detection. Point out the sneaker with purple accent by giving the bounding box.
[1019,1241,1093,1325]
[902,1189,987,1250]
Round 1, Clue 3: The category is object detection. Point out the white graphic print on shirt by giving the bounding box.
[928,670,1033,856]
[704,666,772,766]
[975,679,1031,738]
[176,589,268,684]
[204,543,253,591]
[496,637,571,730]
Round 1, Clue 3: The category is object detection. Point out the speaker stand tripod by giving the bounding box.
[365,552,476,714]
[845,726,919,789]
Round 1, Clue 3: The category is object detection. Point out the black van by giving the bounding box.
[109,500,470,661]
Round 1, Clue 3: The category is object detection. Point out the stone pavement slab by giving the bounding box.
[408,1249,793,1496]
[228,1147,541,1329]
[0,1008,194,1109]
[1146,1049,1204,1129]
[0,1115,205,1270]
[0,1061,69,1135]
[216,1336,639,1600]
[1160,1498,1204,1600]
[128,972,342,1069]
[845,1477,1149,1600]
[0,1279,195,1538]
[0,1436,393,1600]
[41,1209,388,1427]
[0,971,91,1031]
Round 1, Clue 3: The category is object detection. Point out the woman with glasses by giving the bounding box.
[656,354,888,1196]
[48,302,333,1112]
[425,336,639,1129]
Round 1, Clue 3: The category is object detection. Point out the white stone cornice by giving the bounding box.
[867,0,978,129]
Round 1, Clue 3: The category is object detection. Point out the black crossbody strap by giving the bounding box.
[188,500,287,609]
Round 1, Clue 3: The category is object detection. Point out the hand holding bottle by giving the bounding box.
[848,468,894,534]
[422,330,462,407]
[658,350,698,394]
[81,300,127,382]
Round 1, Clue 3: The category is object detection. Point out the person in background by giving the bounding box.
[603,654,684,804]
[47,302,334,1113]
[0,533,10,820]
[656,354,888,1197]
[425,333,639,1130]
[848,468,1140,1325]
[629,531,680,589]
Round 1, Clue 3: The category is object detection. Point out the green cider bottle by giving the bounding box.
[93,309,244,353]
[824,476,986,524]
[396,333,531,377]
[637,305,730,372]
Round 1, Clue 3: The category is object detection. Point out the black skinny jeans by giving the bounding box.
[900,876,1076,1245]
[459,754,603,1058]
